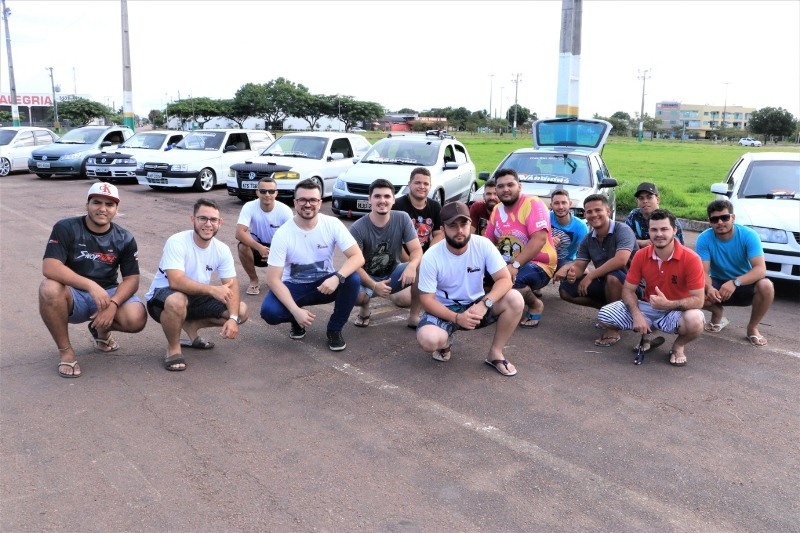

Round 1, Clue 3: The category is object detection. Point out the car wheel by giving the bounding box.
[79,161,89,179]
[0,158,10,176]
[311,177,324,197]
[468,181,477,199]
[36,173,53,179]
[438,189,445,206]
[193,168,216,192]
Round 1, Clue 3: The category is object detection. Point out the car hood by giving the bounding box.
[141,149,229,163]
[249,154,326,171]
[341,162,424,185]
[33,143,97,156]
[734,198,800,231]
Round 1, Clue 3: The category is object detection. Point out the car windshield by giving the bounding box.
[260,136,326,159]
[361,140,438,166]
[739,160,800,199]
[174,131,224,151]
[120,133,166,149]
[534,119,609,149]
[57,128,103,145]
[502,152,592,187]
[0,130,18,145]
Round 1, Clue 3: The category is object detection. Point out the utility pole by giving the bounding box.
[2,0,20,126]
[46,67,59,132]
[120,0,135,130]
[721,81,730,133]
[489,74,494,120]
[637,68,651,142]
[511,73,521,138]
[499,86,504,126]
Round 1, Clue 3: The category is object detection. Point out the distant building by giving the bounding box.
[0,92,92,125]
[655,101,756,139]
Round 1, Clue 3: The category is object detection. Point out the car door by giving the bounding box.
[9,131,35,170]
[220,132,253,177]
[325,137,357,195]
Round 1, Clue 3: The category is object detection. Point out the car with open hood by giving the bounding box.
[86,130,188,183]
[470,117,618,220]
[710,151,800,281]
[28,125,133,178]
[0,126,59,176]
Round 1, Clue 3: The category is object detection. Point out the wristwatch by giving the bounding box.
[335,272,346,284]
[511,260,521,269]
[483,297,494,310]
[732,278,742,287]
[228,315,241,324]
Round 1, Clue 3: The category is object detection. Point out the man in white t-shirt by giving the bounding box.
[145,199,249,371]
[261,179,365,351]
[416,201,524,376]
[235,177,293,296]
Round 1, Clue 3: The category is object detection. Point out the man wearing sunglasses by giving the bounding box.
[261,179,365,351]
[696,199,774,347]
[235,177,293,296]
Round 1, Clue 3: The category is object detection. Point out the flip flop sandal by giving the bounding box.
[88,323,120,352]
[164,354,187,371]
[594,335,621,347]
[353,312,371,328]
[57,360,81,378]
[704,317,730,333]
[633,336,665,354]
[246,284,260,295]
[432,345,452,362]
[669,350,687,367]
[747,335,768,347]
[519,311,541,328]
[180,337,215,350]
[484,358,517,376]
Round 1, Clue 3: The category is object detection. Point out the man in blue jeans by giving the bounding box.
[261,179,365,351]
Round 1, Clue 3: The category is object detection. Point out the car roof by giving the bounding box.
[0,126,51,131]
[532,117,611,151]
[278,132,365,139]
[739,152,799,162]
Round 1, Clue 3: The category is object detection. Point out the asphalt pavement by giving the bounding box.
[1,173,798,531]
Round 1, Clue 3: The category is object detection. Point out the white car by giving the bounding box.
[739,137,762,147]
[226,132,371,202]
[331,131,477,217]
[0,127,59,176]
[86,130,188,183]
[135,129,274,192]
[710,152,800,281]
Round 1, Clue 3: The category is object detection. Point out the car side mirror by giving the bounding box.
[598,178,618,189]
[224,145,237,152]
[101,141,112,147]
[444,161,459,170]
[329,153,344,161]
[710,183,732,198]
[478,171,490,180]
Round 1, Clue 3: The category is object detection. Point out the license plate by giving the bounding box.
[241,181,258,189]
[147,177,168,184]
[97,166,109,173]
[37,162,51,169]
[147,171,162,178]
[357,199,371,210]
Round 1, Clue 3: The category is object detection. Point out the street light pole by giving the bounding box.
[489,74,494,120]
[637,68,651,142]
[2,0,21,126]
[511,73,521,139]
[721,81,730,133]
[499,87,504,128]
[46,67,59,132]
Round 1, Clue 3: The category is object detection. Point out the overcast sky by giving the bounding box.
[2,0,799,120]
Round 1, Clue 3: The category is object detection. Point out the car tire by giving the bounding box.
[79,161,89,179]
[311,177,324,197]
[0,157,10,176]
[36,173,53,179]
[437,189,445,206]
[193,168,216,192]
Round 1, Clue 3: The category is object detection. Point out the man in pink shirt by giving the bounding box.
[485,168,558,328]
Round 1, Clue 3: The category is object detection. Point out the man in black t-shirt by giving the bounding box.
[40,183,147,378]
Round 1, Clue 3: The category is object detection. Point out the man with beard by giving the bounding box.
[469,178,498,236]
[349,179,422,328]
[416,201,524,376]
[485,168,557,328]
[597,209,705,366]
[146,199,248,371]
[261,179,364,351]
[697,199,774,347]
[40,182,147,378]
[549,188,588,270]
[625,182,684,248]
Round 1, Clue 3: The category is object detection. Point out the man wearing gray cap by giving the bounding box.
[39,182,147,378]
[625,182,684,248]
[416,201,524,376]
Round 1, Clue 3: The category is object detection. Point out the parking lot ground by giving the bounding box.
[2,173,799,531]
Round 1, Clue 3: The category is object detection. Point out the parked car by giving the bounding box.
[28,125,133,178]
[738,137,762,147]
[331,130,477,217]
[0,126,59,176]
[135,129,275,192]
[710,152,800,281]
[349,127,367,133]
[85,130,188,183]
[470,117,618,220]
[226,132,371,202]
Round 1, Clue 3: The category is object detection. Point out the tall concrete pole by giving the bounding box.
[489,74,494,120]
[555,0,581,118]
[511,73,521,138]
[2,0,20,126]
[120,0,135,130]
[637,68,651,142]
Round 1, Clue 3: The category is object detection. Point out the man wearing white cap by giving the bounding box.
[40,182,147,378]
[416,201,524,376]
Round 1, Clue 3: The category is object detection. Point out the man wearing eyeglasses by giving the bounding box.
[261,178,365,351]
[235,177,293,296]
[145,199,249,371]
[696,199,774,347]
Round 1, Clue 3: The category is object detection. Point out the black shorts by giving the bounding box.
[146,287,227,323]
[239,241,270,268]
[711,278,755,306]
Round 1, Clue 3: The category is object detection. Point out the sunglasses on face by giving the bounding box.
[709,214,732,223]
[258,189,278,195]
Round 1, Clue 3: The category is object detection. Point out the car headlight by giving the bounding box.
[119,158,135,165]
[170,163,189,172]
[748,226,788,244]
[62,151,87,160]
[87,157,96,164]
[273,170,300,180]
[228,169,236,177]
[334,178,346,191]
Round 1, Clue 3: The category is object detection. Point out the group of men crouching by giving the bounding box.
[41,167,774,378]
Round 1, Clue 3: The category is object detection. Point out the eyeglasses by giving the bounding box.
[294,198,321,205]
[195,215,221,225]
[709,214,732,223]
[258,189,278,195]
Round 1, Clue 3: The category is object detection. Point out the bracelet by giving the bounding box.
[110,300,119,308]
[454,312,459,325]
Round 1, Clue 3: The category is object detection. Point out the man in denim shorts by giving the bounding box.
[416,201,524,377]
[40,182,147,378]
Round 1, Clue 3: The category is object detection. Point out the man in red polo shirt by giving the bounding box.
[596,209,705,366]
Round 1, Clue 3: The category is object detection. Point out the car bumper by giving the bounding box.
[331,193,371,217]
[28,160,83,175]
[226,180,297,201]
[763,248,800,281]
[136,170,199,188]
[86,165,137,179]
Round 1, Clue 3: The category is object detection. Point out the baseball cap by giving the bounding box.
[441,201,471,225]
[634,182,658,198]
[87,182,120,204]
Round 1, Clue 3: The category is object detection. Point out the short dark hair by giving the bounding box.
[493,168,519,182]
[649,208,677,228]
[583,193,609,207]
[551,188,570,200]
[409,167,430,182]
[258,176,276,186]
[295,178,321,196]
[484,178,497,188]
[369,178,395,197]
[193,198,219,215]
[707,199,733,217]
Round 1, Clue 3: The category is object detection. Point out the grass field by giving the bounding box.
[360,131,799,221]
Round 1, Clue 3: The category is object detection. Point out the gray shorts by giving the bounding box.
[418,300,498,339]
[69,286,142,324]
